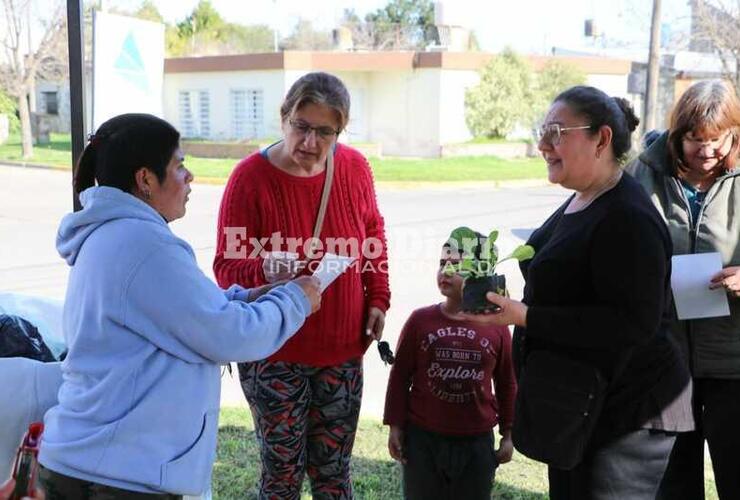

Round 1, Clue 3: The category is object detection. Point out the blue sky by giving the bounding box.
[89,0,694,54]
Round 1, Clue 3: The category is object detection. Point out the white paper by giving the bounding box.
[269,251,299,260]
[671,253,731,320]
[312,253,356,292]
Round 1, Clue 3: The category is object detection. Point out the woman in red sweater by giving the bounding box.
[384,238,516,500]
[213,72,390,499]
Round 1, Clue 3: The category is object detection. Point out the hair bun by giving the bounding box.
[613,97,640,132]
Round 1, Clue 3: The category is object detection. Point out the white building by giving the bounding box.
[163,51,633,158]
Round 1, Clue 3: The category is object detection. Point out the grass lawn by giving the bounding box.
[215,407,548,500]
[0,134,547,183]
[0,133,72,168]
[216,407,720,500]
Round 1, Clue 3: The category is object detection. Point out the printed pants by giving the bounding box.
[238,358,363,500]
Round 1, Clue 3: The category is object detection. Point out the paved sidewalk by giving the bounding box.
[0,164,569,418]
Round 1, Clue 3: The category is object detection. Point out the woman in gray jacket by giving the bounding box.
[627,79,740,499]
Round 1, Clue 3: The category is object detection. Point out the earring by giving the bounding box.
[143,190,152,200]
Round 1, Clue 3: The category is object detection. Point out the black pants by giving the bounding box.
[402,423,498,500]
[548,429,675,500]
[39,466,182,500]
[657,378,740,500]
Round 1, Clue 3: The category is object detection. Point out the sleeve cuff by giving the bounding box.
[368,297,390,313]
[283,281,312,316]
[223,284,248,301]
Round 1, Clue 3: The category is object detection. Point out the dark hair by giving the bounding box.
[667,79,740,175]
[554,85,640,164]
[74,113,180,194]
[279,72,351,132]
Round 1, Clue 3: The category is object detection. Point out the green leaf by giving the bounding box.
[448,226,479,256]
[441,261,459,276]
[481,230,499,268]
[487,230,499,245]
[497,244,536,266]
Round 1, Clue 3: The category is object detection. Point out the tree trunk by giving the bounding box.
[17,92,34,159]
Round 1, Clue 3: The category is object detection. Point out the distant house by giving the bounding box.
[163,51,633,158]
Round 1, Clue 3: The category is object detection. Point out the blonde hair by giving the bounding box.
[279,72,350,132]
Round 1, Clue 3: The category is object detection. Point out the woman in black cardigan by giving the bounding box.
[476,86,693,499]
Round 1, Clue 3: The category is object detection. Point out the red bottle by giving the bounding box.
[10,422,43,500]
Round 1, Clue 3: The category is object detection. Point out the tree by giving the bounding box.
[0,0,67,158]
[281,19,332,50]
[465,49,538,138]
[164,0,273,56]
[133,0,164,23]
[534,60,587,116]
[361,0,437,50]
[691,0,740,94]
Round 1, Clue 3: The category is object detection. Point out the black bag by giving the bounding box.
[512,349,607,470]
[0,314,56,362]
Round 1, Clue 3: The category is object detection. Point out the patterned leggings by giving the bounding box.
[238,358,363,500]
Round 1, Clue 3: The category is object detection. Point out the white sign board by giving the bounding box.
[92,10,164,130]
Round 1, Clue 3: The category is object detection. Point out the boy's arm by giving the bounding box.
[496,428,513,464]
[383,313,418,427]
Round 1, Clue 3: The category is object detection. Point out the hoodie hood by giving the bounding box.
[57,186,166,265]
[637,130,671,176]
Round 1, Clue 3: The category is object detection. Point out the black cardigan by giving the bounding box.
[514,174,693,442]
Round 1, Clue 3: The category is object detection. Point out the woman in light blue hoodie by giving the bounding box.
[37,114,322,499]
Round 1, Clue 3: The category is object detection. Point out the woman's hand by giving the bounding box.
[496,431,514,464]
[365,307,386,341]
[0,478,45,500]
[461,293,528,327]
[710,266,740,298]
[245,283,283,302]
[262,253,305,283]
[292,276,322,314]
[388,425,406,463]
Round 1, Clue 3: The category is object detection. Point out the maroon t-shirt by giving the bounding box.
[383,304,517,436]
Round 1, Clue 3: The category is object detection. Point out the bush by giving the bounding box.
[465,49,537,138]
[0,90,20,133]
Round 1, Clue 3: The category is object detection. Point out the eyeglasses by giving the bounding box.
[682,132,733,153]
[536,124,592,146]
[288,119,339,142]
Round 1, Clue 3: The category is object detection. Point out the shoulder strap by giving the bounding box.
[310,149,334,251]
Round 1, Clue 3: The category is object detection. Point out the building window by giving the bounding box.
[43,91,58,115]
[178,90,210,139]
[230,89,263,140]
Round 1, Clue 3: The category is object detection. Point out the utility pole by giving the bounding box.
[67,0,86,211]
[644,0,662,133]
[272,0,279,51]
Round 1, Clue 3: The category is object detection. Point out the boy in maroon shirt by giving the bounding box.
[383,241,517,500]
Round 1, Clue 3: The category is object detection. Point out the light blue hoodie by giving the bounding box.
[40,186,311,495]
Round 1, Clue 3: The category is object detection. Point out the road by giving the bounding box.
[0,164,570,418]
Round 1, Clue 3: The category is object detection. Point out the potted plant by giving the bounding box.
[444,226,535,314]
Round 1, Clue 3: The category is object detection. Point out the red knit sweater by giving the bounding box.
[213,144,390,366]
[384,305,517,436]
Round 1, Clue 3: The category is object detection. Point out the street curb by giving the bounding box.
[0,159,70,172]
[0,160,552,190]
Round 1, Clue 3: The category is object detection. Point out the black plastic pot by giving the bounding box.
[462,274,507,314]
